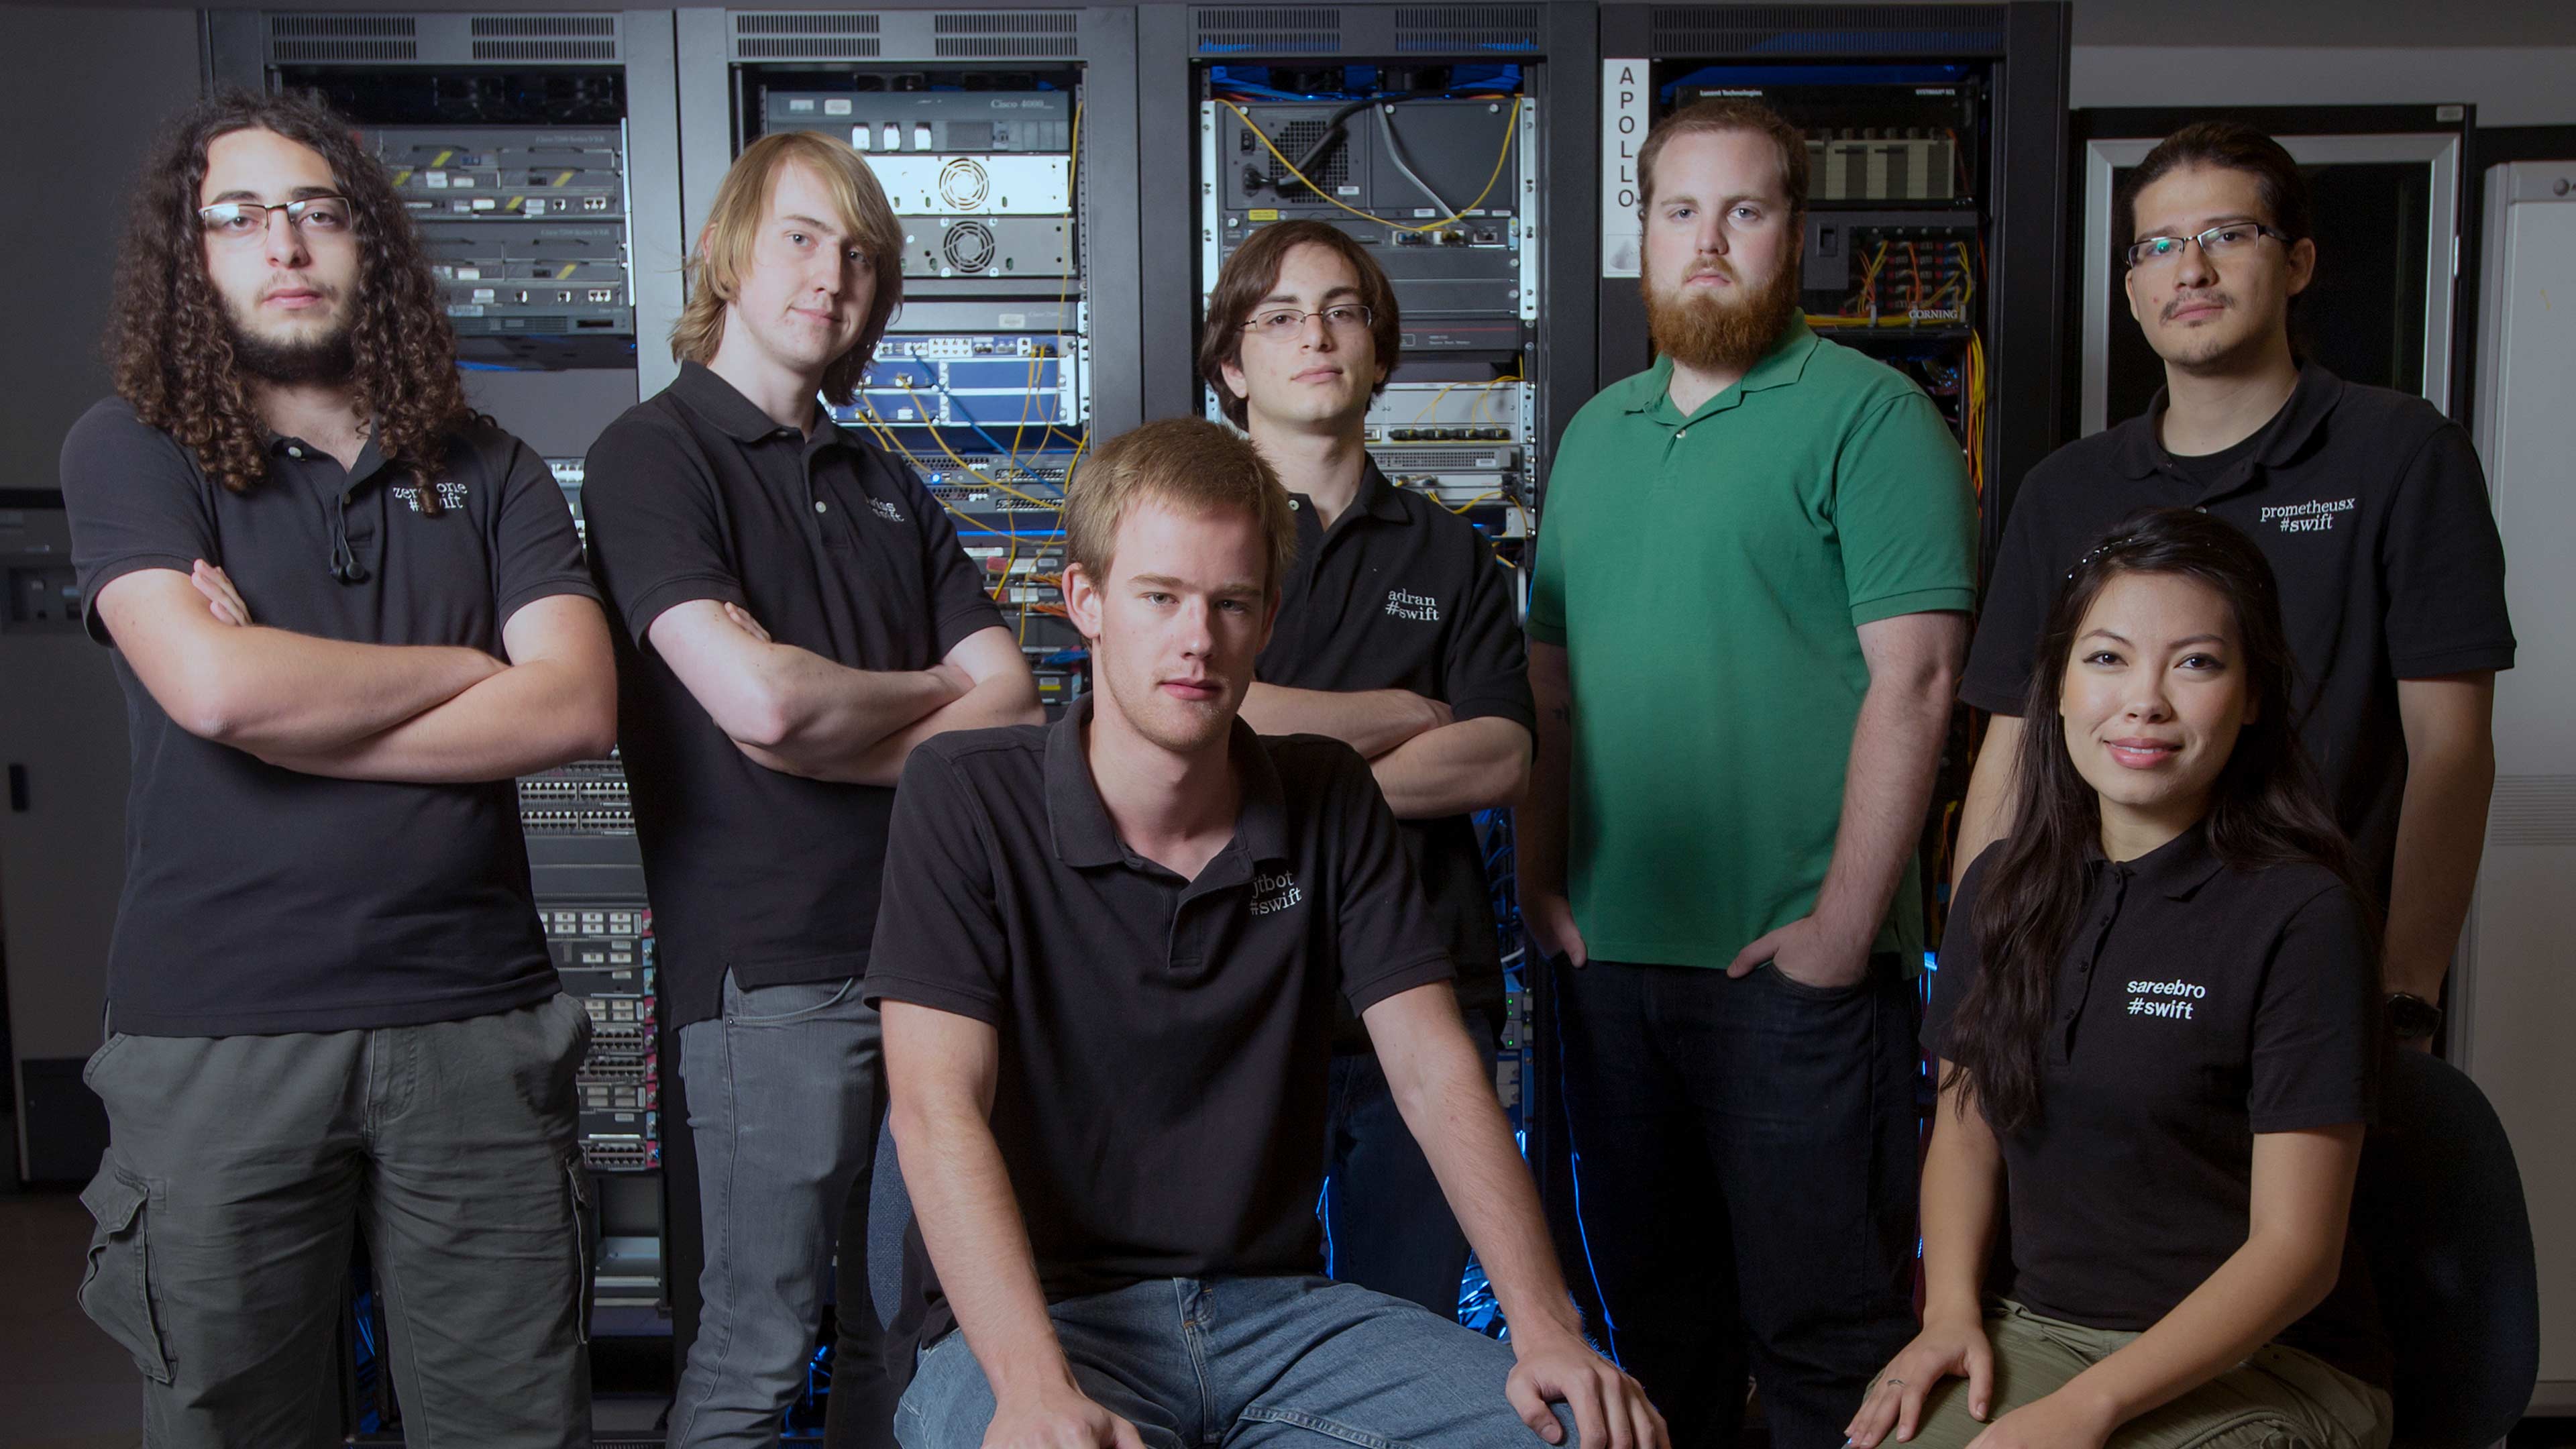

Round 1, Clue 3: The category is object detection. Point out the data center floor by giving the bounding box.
[0,1188,673,1448]
[0,1189,135,1448]
[4,1183,2572,1449]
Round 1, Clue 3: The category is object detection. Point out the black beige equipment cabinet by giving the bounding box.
[202,10,694,1390]
[1136,0,1602,537]
[1596,1,2070,533]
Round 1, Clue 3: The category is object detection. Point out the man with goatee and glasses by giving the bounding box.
[58,91,615,1446]
[1518,99,1976,1449]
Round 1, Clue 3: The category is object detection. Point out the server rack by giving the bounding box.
[1595,1,2068,531]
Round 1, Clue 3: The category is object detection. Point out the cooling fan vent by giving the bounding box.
[936,158,992,211]
[942,221,997,273]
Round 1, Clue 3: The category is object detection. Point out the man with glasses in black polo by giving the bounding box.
[1955,121,2514,1050]
[1201,220,1534,1323]
[61,93,614,1445]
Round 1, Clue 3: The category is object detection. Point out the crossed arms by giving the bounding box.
[96,559,615,782]
[1239,685,1530,819]
[648,600,1039,786]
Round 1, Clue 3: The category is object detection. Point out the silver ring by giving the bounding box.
[1880,1378,1907,1391]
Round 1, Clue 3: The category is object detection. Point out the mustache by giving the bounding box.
[2163,291,2233,321]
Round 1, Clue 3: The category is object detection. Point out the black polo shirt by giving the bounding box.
[1927,831,2388,1386]
[59,398,594,1036]
[580,362,1001,1028]
[1256,459,1532,1046]
[1963,364,2515,888]
[863,698,1455,1342]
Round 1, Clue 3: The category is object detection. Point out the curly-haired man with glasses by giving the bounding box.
[59,91,618,1446]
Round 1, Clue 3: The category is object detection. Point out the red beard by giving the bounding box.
[1642,253,1804,375]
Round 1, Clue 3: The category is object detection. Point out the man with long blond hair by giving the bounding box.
[581,129,1040,1447]
[866,418,1662,1449]
[60,90,616,1446]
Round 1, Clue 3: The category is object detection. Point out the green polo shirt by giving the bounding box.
[1527,321,1975,969]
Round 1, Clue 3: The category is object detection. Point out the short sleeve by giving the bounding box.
[1324,746,1456,1013]
[1835,390,1978,627]
[863,747,1010,1023]
[1958,479,2057,716]
[2381,423,2515,679]
[1524,478,1570,649]
[883,455,1005,657]
[2247,885,2378,1134]
[1442,545,1534,730]
[59,401,217,647]
[486,431,600,623]
[1923,845,1997,1059]
[578,417,745,644]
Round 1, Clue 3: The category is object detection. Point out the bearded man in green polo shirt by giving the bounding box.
[1519,97,1976,1449]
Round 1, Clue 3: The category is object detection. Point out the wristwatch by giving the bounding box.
[2385,991,2444,1041]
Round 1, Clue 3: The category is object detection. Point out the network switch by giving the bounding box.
[371,126,627,220]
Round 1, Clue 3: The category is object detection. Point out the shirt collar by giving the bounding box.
[672,360,829,447]
[1620,317,1823,424]
[1289,456,1410,532]
[1352,456,1411,524]
[2086,819,2229,900]
[1043,695,1291,870]
[2114,360,2347,482]
[266,431,392,485]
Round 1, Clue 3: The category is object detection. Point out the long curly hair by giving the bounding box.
[109,89,473,513]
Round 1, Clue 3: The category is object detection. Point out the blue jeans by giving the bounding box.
[898,1275,1576,1448]
[673,974,889,1448]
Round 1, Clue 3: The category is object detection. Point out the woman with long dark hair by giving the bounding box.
[1845,508,2391,1449]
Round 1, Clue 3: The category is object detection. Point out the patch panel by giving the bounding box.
[1803,218,1980,331]
[539,896,660,1173]
[846,333,1084,431]
[519,763,637,837]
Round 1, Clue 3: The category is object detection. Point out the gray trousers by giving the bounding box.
[670,973,888,1449]
[76,991,596,1449]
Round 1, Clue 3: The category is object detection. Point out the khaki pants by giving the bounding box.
[1906,1300,2391,1449]
[77,993,594,1449]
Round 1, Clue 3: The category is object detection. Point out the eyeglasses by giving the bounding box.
[198,196,354,244]
[2125,222,2290,272]
[1241,305,1373,340]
